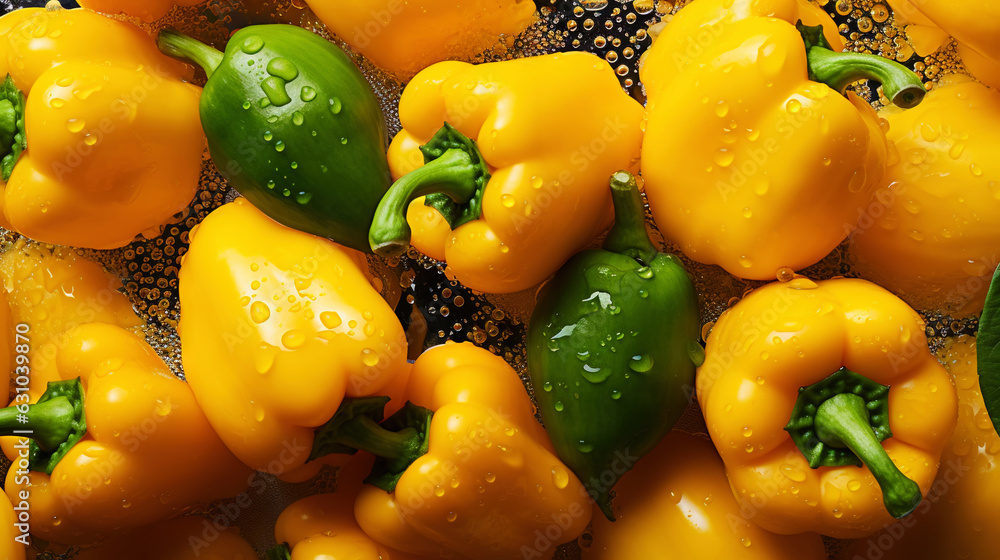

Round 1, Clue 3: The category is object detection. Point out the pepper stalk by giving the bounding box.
[0,75,26,181]
[0,378,87,475]
[797,21,926,109]
[785,368,922,519]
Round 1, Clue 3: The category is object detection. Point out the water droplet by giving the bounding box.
[329,97,342,114]
[636,267,654,279]
[446,512,458,522]
[611,390,622,400]
[242,101,251,110]
[714,148,734,167]
[275,140,285,152]
[267,58,299,82]
[362,348,379,367]
[742,427,753,437]
[949,142,966,159]
[501,194,516,208]
[582,363,610,383]
[292,111,304,126]
[577,441,594,453]
[554,401,564,412]
[629,354,654,373]
[155,400,171,417]
[848,480,862,492]
[715,101,729,117]
[241,35,264,54]
[552,467,570,489]
[739,256,753,268]
[263,131,273,142]
[484,472,496,483]
[742,207,753,219]
[261,76,291,107]
[301,86,317,102]
[282,329,306,349]
[296,192,312,205]
[254,407,266,422]
[542,382,553,392]
[65,119,85,133]
[266,180,276,189]
[320,311,342,329]
[786,98,802,113]
[250,301,270,323]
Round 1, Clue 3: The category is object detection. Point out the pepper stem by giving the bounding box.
[327,415,421,465]
[369,148,481,257]
[797,21,925,109]
[157,28,225,78]
[0,398,76,450]
[814,393,922,518]
[0,378,88,475]
[604,171,658,266]
[0,75,26,181]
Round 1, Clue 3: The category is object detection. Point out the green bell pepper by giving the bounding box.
[157,25,391,252]
[527,171,702,521]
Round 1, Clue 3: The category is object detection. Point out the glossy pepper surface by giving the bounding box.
[0,239,141,461]
[585,432,827,560]
[850,77,1000,318]
[640,0,926,280]
[303,0,535,77]
[697,277,957,538]
[77,0,202,22]
[158,24,392,252]
[1,323,251,545]
[271,453,428,560]
[0,493,26,560]
[0,7,204,249]
[847,336,998,560]
[527,171,701,520]
[319,342,591,560]
[74,516,256,560]
[368,53,644,293]
[887,0,1000,89]
[179,199,408,479]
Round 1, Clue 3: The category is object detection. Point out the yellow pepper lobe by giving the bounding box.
[0,8,203,249]
[3,324,251,545]
[639,0,889,280]
[304,0,536,77]
[179,199,407,476]
[386,52,644,293]
[850,77,1000,318]
[696,277,957,538]
[586,432,826,560]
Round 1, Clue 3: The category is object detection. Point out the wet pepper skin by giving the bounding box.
[179,199,408,479]
[384,53,644,293]
[0,8,203,249]
[887,0,1000,89]
[640,0,889,280]
[0,493,26,559]
[3,323,251,545]
[303,0,536,77]
[585,432,827,560]
[76,0,203,22]
[74,516,256,560]
[850,77,1000,318]
[274,453,429,560]
[354,343,592,560]
[697,278,957,538]
[847,337,1000,560]
[0,239,140,461]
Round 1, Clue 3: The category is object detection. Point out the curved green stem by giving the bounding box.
[157,29,225,78]
[604,171,658,266]
[815,393,922,518]
[369,148,481,257]
[807,48,925,108]
[266,543,292,560]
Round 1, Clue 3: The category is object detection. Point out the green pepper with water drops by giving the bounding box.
[527,170,702,522]
[157,25,391,252]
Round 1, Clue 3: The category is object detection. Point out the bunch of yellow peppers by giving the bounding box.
[0,0,996,558]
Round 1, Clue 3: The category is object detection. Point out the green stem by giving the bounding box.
[157,29,225,78]
[604,171,658,266]
[331,415,421,465]
[807,48,925,109]
[369,148,481,257]
[0,75,26,181]
[265,543,292,560]
[0,398,76,451]
[814,393,922,518]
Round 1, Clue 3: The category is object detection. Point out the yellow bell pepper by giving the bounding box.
[303,0,535,77]
[178,198,408,479]
[0,239,141,462]
[639,0,926,280]
[850,77,1000,318]
[74,516,256,560]
[1,323,252,545]
[697,277,957,538]
[368,53,644,293]
[0,493,27,560]
[585,431,827,560]
[328,342,592,560]
[846,336,997,560]
[887,0,1000,89]
[0,7,204,249]
[76,0,203,22]
[273,453,431,560]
